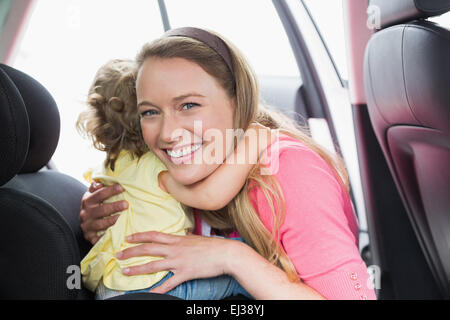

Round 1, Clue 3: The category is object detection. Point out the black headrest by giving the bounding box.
[364,21,450,134]
[0,64,60,185]
[369,0,450,29]
[0,66,29,185]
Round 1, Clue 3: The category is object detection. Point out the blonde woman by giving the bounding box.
[79,27,376,300]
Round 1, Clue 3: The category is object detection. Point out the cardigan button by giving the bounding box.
[350,272,358,281]
[354,282,362,290]
[360,294,367,300]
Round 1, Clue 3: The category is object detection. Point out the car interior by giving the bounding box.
[362,0,450,299]
[0,0,448,300]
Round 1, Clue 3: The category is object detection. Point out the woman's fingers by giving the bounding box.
[79,183,126,245]
[84,232,102,245]
[89,200,128,220]
[88,181,104,193]
[80,208,120,233]
[122,258,173,276]
[126,231,180,245]
[114,234,237,290]
[149,273,186,294]
[91,213,120,231]
[82,184,124,208]
[117,242,170,260]
[90,235,101,245]
[81,215,119,244]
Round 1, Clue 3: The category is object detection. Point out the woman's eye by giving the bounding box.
[140,109,159,117]
[181,102,199,110]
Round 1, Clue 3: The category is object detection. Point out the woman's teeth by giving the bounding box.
[167,144,201,158]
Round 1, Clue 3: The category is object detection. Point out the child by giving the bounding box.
[76,59,273,300]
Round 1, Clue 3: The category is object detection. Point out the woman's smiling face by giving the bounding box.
[136,57,235,185]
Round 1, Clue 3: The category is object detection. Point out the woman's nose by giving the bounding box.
[159,114,183,144]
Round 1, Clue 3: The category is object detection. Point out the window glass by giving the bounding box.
[165,0,300,78]
[302,0,348,81]
[429,11,450,28]
[0,0,12,32]
[12,0,164,182]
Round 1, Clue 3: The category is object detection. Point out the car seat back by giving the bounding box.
[364,0,450,297]
[0,64,92,299]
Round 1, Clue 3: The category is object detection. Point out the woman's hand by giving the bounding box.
[116,230,325,299]
[79,181,128,245]
[115,231,239,294]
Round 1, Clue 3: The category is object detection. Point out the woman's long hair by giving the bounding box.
[136,31,350,282]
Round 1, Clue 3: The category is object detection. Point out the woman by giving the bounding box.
[79,27,376,300]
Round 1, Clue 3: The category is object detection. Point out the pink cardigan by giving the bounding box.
[195,133,376,300]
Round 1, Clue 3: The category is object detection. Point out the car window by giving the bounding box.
[165,0,300,78]
[12,0,164,183]
[0,1,12,33]
[11,0,301,183]
[429,11,450,28]
[302,0,348,82]
[284,0,369,249]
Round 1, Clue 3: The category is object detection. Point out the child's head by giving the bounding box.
[77,59,147,170]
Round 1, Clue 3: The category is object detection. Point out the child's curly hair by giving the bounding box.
[76,59,147,170]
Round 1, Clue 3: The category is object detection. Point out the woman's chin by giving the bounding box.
[154,147,221,186]
[170,169,206,186]
[167,163,218,186]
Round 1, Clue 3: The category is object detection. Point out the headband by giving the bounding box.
[163,27,235,76]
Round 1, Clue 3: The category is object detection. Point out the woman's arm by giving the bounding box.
[115,231,324,300]
[160,124,274,210]
[226,239,324,300]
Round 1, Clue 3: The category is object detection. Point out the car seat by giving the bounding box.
[0,63,186,300]
[0,63,94,299]
[364,0,450,298]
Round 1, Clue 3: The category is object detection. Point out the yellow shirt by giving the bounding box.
[80,150,193,292]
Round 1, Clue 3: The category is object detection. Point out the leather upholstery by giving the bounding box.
[0,64,92,299]
[369,0,450,28]
[364,11,450,297]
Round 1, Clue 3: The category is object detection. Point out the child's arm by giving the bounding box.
[160,124,274,210]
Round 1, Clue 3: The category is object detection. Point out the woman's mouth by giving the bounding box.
[164,143,203,165]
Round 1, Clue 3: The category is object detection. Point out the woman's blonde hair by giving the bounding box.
[76,59,147,170]
[136,31,350,282]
